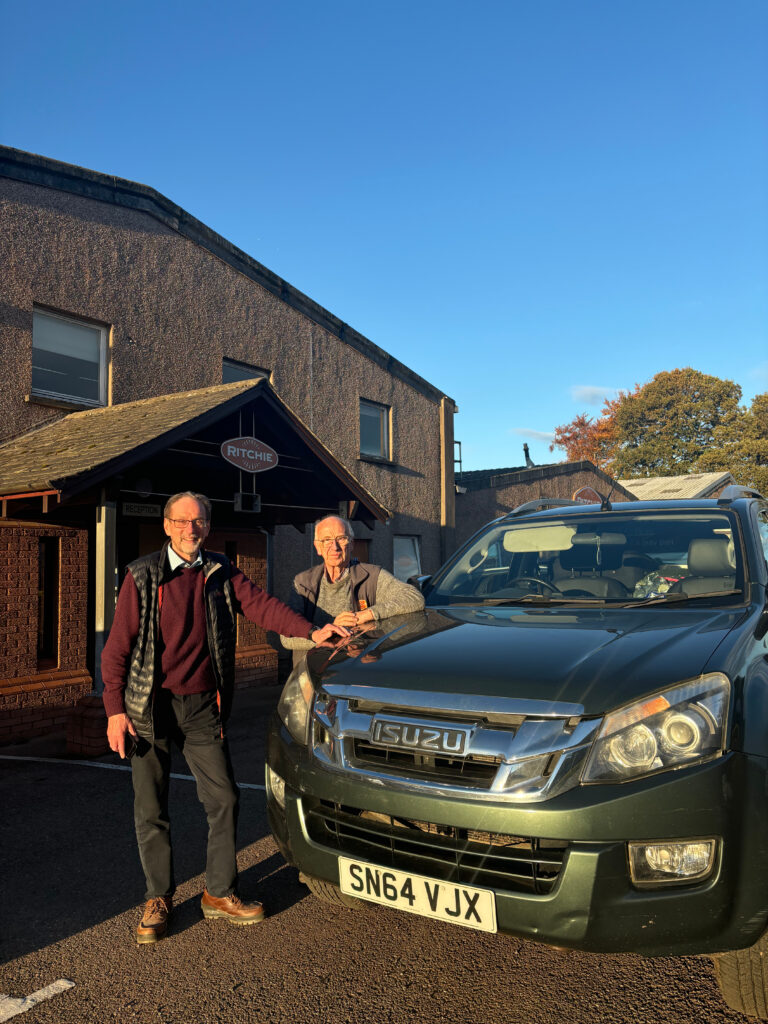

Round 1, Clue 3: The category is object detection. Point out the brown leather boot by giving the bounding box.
[136,896,172,944]
[201,890,265,925]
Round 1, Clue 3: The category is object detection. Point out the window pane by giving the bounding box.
[393,536,421,581]
[360,401,389,457]
[32,311,102,403]
[222,360,268,383]
[37,537,60,667]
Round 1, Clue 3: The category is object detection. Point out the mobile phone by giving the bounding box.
[123,734,138,759]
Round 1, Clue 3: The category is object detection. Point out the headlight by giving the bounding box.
[582,672,730,783]
[277,663,314,745]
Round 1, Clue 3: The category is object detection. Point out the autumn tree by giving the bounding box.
[697,391,768,493]
[551,369,753,481]
[608,369,743,477]
[549,392,627,469]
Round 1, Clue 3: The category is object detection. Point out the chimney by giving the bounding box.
[523,444,534,468]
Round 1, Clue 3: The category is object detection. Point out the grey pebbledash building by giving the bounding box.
[0,145,457,744]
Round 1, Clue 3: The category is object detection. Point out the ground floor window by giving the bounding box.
[37,537,60,668]
[393,535,421,581]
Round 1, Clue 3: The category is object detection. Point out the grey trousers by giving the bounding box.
[130,689,239,900]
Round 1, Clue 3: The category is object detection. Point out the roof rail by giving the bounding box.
[507,498,584,518]
[718,484,766,504]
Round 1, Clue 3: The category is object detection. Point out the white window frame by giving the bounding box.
[359,399,391,460]
[393,535,422,582]
[222,358,270,383]
[31,308,107,407]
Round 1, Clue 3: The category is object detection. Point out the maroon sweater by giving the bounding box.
[101,562,314,718]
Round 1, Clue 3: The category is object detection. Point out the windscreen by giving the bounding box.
[427,512,743,606]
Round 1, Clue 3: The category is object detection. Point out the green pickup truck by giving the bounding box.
[267,487,768,1017]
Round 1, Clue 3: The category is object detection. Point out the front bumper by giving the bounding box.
[267,715,768,956]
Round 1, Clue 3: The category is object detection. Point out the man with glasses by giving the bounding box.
[101,491,347,944]
[281,514,424,665]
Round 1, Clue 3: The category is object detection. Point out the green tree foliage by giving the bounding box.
[552,369,763,486]
[607,368,742,477]
[697,391,768,493]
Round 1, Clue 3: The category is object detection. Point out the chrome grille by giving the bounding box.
[351,739,501,788]
[305,799,567,895]
[311,688,601,803]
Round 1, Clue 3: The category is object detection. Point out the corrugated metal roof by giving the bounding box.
[617,472,734,500]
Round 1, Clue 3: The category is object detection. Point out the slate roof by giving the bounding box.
[458,460,636,499]
[457,464,533,490]
[0,381,257,495]
[617,472,735,500]
[0,380,389,520]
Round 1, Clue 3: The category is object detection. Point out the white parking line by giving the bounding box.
[0,979,75,1021]
[0,755,266,791]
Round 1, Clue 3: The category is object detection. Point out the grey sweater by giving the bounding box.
[280,566,424,653]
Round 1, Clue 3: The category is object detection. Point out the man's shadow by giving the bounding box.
[0,751,305,962]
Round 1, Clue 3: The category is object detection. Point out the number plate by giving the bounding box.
[338,857,497,933]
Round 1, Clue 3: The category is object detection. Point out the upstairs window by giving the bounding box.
[32,309,107,406]
[360,399,391,459]
[222,359,269,383]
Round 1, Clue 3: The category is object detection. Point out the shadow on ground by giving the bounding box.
[0,686,301,963]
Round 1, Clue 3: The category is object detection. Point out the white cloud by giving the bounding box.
[570,385,618,406]
[509,427,556,442]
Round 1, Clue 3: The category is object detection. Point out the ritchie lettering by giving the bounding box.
[226,445,273,462]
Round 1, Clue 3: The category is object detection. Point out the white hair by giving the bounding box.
[313,514,354,541]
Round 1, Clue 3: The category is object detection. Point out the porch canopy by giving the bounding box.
[0,380,389,529]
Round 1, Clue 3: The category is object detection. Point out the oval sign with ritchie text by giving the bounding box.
[221,436,279,473]
[572,486,603,504]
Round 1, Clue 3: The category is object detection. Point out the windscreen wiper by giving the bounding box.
[481,596,606,606]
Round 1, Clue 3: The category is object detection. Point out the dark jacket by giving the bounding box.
[124,543,238,726]
[293,560,382,624]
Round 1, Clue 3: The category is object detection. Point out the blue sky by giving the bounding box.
[2,0,766,470]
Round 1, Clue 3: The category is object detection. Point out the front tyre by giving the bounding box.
[713,935,768,1018]
[300,873,364,909]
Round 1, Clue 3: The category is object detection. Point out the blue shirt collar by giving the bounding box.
[167,546,203,571]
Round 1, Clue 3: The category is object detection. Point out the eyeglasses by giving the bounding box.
[317,535,351,547]
[166,518,208,528]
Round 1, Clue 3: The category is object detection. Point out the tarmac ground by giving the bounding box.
[0,685,749,1024]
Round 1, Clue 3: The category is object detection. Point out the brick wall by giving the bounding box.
[455,464,635,549]
[0,521,92,742]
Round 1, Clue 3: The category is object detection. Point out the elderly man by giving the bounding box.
[281,515,424,662]
[102,492,347,944]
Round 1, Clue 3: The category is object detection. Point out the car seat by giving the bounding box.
[668,538,736,596]
[557,535,629,598]
[607,550,658,591]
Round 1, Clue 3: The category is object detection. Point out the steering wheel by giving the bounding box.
[506,576,561,594]
[473,573,507,596]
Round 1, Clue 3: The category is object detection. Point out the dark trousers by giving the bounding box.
[130,689,239,900]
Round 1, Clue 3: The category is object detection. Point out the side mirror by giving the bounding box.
[408,574,432,592]
[756,597,768,641]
